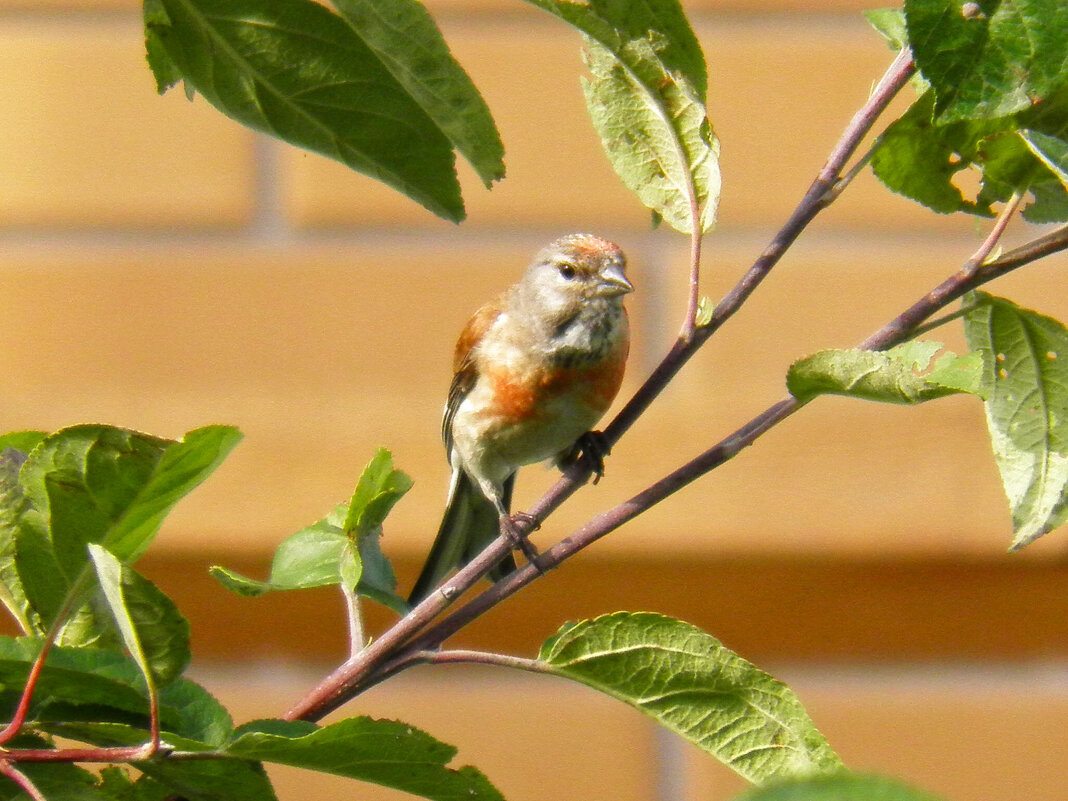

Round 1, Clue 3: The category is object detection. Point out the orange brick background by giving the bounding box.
[1,2,1066,800]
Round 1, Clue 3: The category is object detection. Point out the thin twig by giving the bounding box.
[862,191,1024,350]
[825,143,877,205]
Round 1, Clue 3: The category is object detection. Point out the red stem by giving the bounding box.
[0,638,57,746]
[0,761,47,801]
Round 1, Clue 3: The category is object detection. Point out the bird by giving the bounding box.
[408,234,633,605]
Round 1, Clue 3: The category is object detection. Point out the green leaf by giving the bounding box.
[87,545,191,689]
[731,773,947,801]
[21,424,240,581]
[340,539,362,594]
[786,341,982,404]
[148,0,466,222]
[538,612,842,785]
[210,523,347,598]
[1020,129,1068,222]
[7,426,237,638]
[143,0,184,94]
[964,293,1068,549]
[872,92,996,216]
[158,678,235,747]
[328,0,504,187]
[1024,130,1068,184]
[352,523,404,613]
[872,89,1068,221]
[0,447,39,633]
[0,432,46,454]
[864,8,908,51]
[525,0,720,234]
[343,448,413,541]
[905,0,1068,122]
[0,638,154,723]
[212,498,406,614]
[95,768,175,801]
[102,425,242,563]
[227,717,504,801]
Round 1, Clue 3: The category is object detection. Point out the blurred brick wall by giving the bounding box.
[1,1,1066,799]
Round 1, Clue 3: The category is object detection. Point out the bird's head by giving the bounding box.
[517,234,632,322]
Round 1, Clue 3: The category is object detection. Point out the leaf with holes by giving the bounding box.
[525,0,720,233]
[904,0,1068,122]
[964,292,1068,549]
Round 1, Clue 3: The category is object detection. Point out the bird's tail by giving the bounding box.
[408,471,518,605]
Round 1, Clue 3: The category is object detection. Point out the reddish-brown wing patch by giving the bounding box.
[443,296,505,448]
[453,297,504,373]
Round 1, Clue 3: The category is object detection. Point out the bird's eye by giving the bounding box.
[558,263,577,280]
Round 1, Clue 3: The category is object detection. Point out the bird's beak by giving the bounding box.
[598,262,633,297]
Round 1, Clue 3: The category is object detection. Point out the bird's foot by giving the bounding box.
[499,512,541,565]
[574,430,610,484]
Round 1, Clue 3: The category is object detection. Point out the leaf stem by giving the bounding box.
[343,583,365,660]
[407,649,552,674]
[0,577,88,747]
[0,761,46,801]
[1,744,172,763]
[681,185,705,341]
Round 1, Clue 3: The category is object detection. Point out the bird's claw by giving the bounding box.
[499,512,542,566]
[575,430,610,484]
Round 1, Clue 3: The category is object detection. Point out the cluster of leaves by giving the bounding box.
[0,432,517,799]
[142,0,718,233]
[789,293,1068,549]
[0,429,920,800]
[789,0,1068,551]
[869,0,1068,221]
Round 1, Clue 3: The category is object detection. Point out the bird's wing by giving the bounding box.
[442,297,504,452]
[407,468,517,604]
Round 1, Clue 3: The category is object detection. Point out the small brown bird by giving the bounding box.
[409,234,633,604]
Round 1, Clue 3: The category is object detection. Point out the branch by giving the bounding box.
[363,199,1060,679]
[283,47,918,723]
[527,47,918,522]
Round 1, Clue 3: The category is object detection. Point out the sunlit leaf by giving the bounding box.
[964,292,1068,548]
[539,612,842,784]
[146,0,468,222]
[227,717,504,801]
[787,341,982,404]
